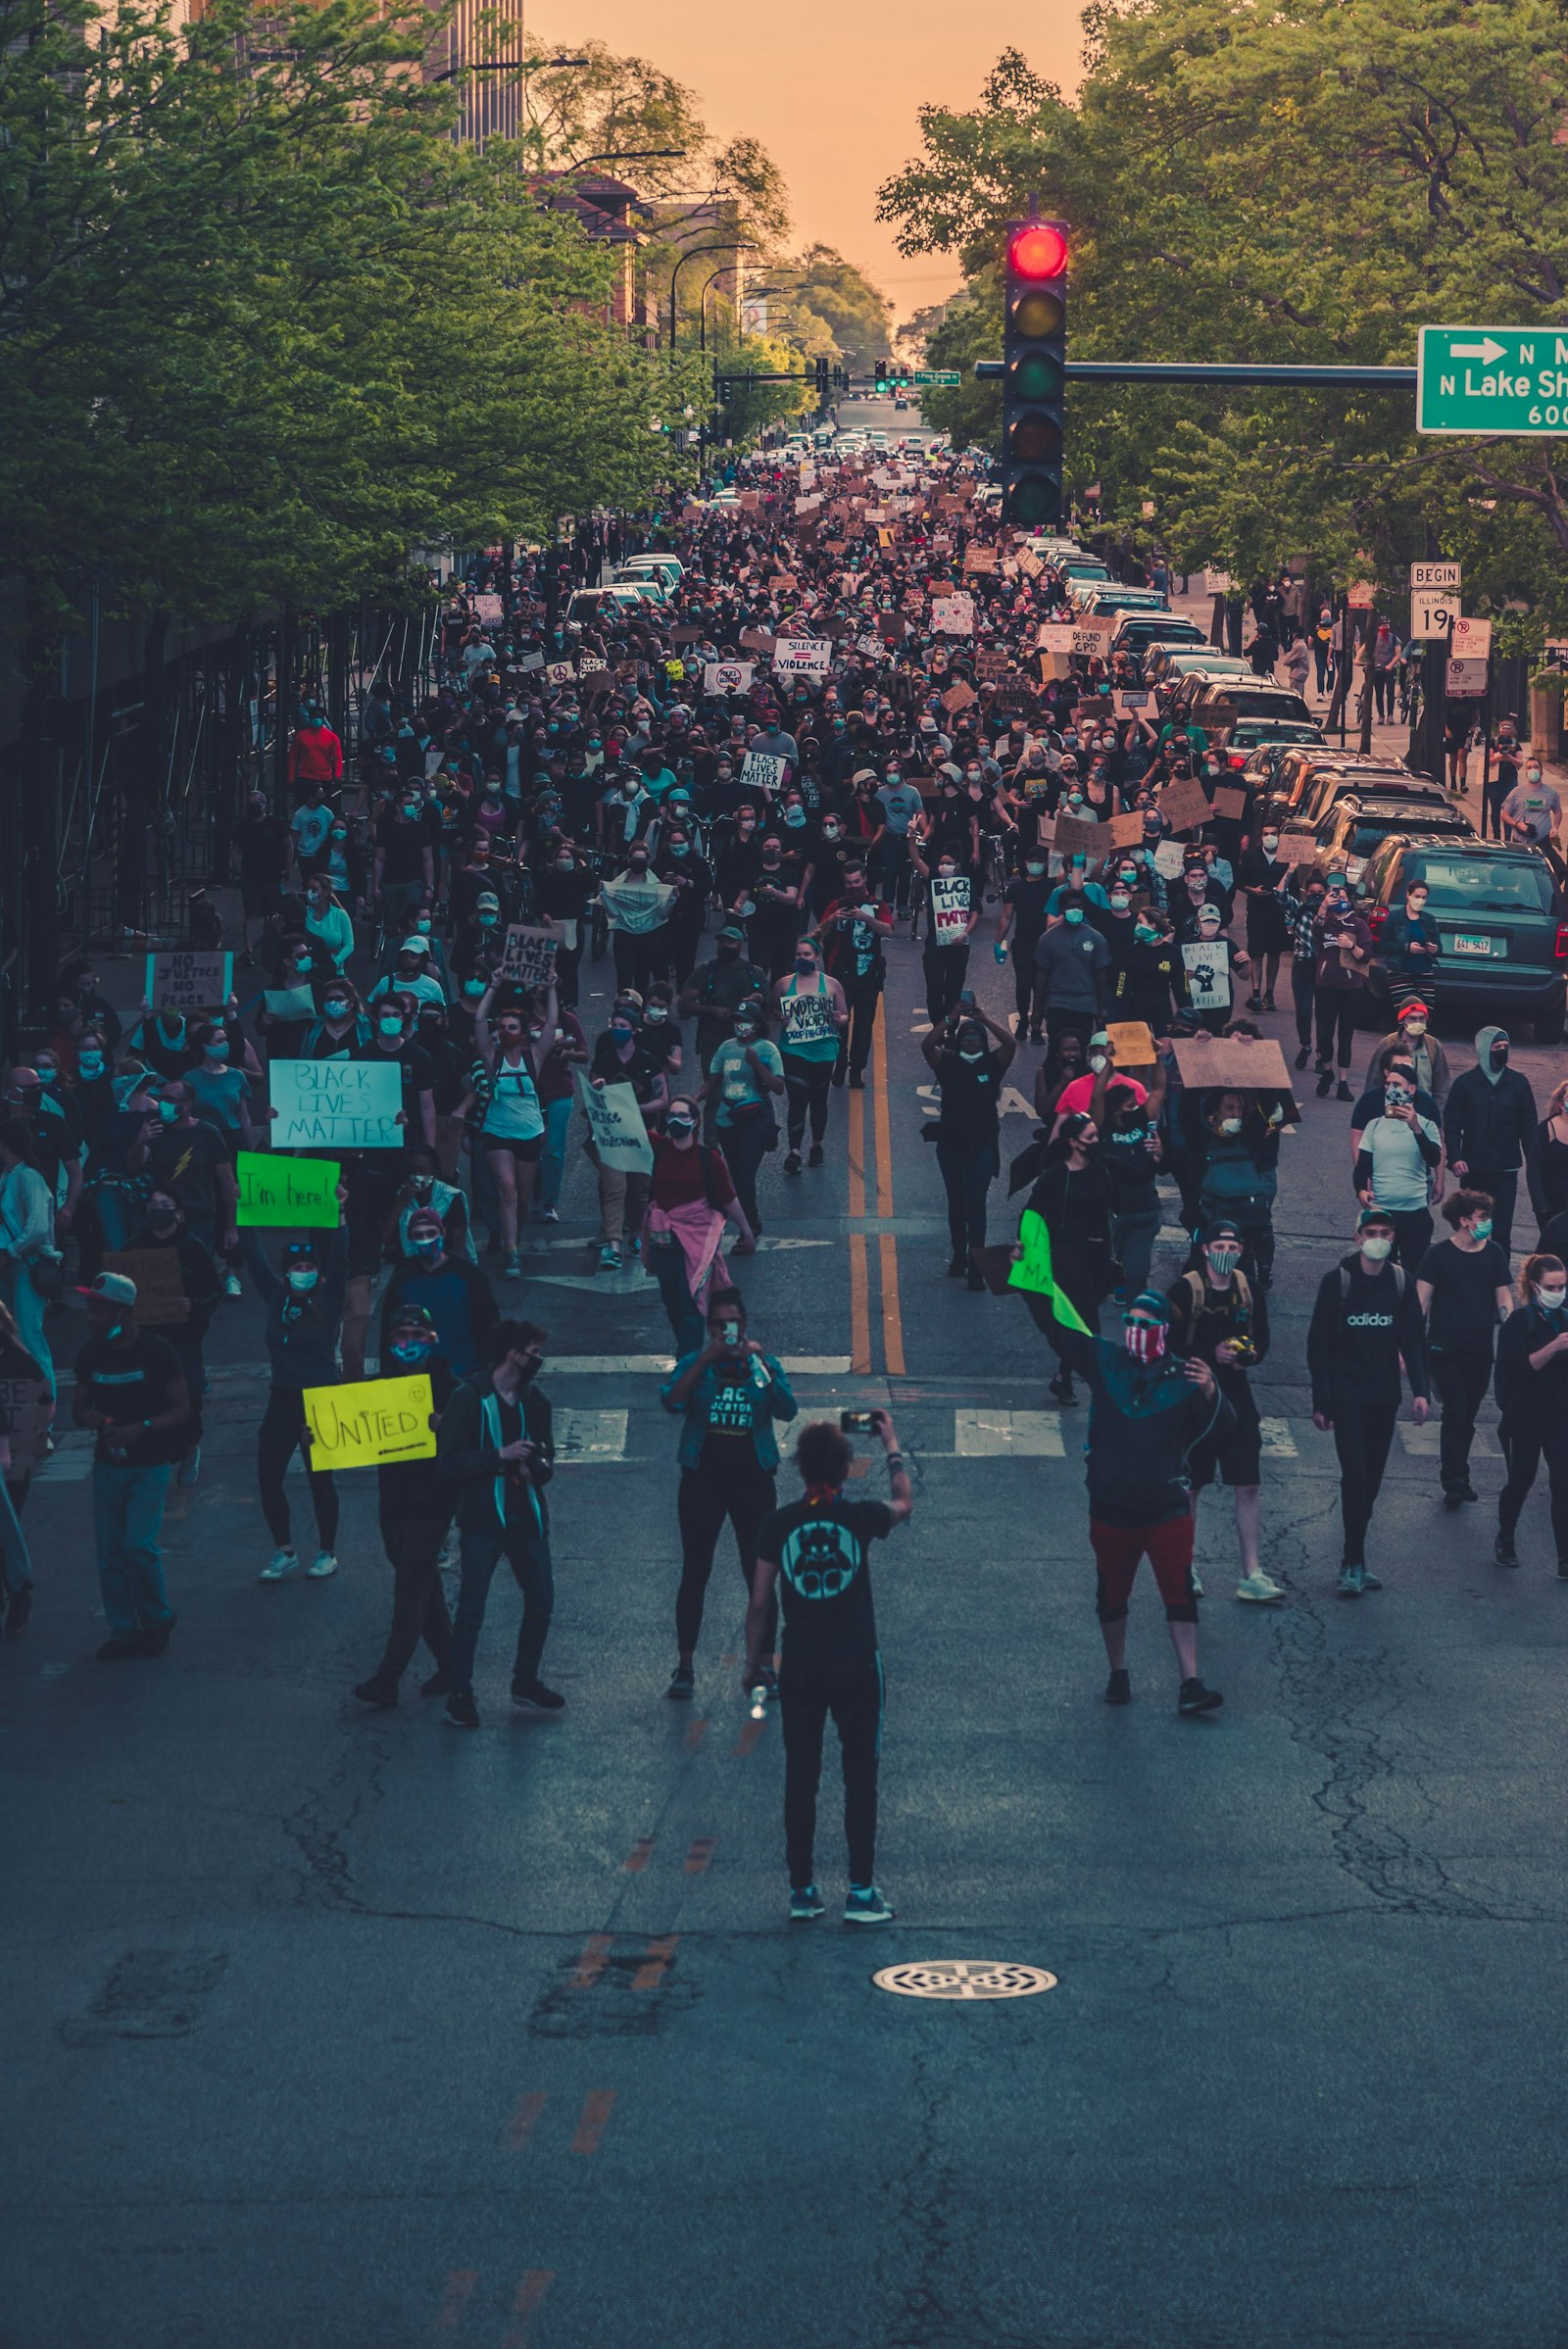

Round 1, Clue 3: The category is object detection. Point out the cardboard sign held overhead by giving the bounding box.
[270,1058,404,1151]
[1052,812,1108,864]
[235,1151,341,1229]
[1104,1021,1156,1068]
[943,681,979,714]
[103,1248,188,1328]
[1105,810,1148,848]
[1212,785,1249,822]
[1170,1033,1299,1118]
[145,952,231,1012]
[1157,776,1212,835]
[303,1375,436,1470]
[500,923,561,990]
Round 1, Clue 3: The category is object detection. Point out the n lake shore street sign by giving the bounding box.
[1417,327,1568,434]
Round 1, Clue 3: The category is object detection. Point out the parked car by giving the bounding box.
[1146,647,1252,693]
[1080,587,1170,617]
[1360,837,1568,1041]
[1111,613,1206,658]
[1303,793,1475,891]
[1259,747,1416,831]
[1220,715,1325,769]
[565,585,657,627]
[1183,681,1314,750]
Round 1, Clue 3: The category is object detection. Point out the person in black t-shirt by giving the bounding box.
[72,1270,190,1658]
[233,791,293,962]
[1415,1189,1512,1507]
[746,1412,911,1927]
[353,1306,458,1709]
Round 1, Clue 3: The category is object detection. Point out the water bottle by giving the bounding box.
[994,940,1007,963]
[748,1684,768,1721]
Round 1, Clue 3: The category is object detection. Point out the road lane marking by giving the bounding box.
[569,1935,613,1989]
[871,998,906,1372]
[683,1836,716,1874]
[954,1409,1065,1458]
[554,1409,628,1461]
[1399,1421,1500,1457]
[850,1235,872,1375]
[506,2092,548,2151]
[879,1233,906,1376]
[622,1837,656,1873]
[630,1936,678,1991]
[1259,1418,1298,1457]
[502,2271,554,2349]
[570,2091,616,2155]
[433,2272,477,2334]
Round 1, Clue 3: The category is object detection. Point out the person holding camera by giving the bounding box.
[436,1318,559,1729]
[921,999,1015,1289]
[1167,1217,1285,1605]
[660,1289,797,1702]
[745,1409,911,1926]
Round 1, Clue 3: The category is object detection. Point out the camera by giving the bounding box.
[840,1411,876,1435]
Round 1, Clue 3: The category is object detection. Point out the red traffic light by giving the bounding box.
[1007,221,1067,280]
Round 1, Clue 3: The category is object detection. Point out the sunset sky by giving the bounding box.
[526,0,1087,321]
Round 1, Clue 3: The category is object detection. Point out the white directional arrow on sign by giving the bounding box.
[1448,336,1507,364]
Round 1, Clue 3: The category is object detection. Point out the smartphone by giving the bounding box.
[718,1321,743,1348]
[840,1410,876,1435]
[958,988,975,1005]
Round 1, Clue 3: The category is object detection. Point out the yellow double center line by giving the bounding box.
[846,1000,906,1378]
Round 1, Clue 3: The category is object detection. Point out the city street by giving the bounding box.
[6,871,1567,2348]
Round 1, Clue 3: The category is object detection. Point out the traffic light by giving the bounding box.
[717,376,733,407]
[815,355,829,397]
[875,358,889,388]
[1003,217,1067,528]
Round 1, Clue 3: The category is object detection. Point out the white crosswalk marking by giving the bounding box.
[1259,1417,1298,1457]
[554,1408,628,1463]
[1399,1421,1500,1458]
[954,1409,1065,1458]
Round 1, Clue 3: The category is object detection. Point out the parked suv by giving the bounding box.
[1360,837,1568,1041]
[1304,793,1475,890]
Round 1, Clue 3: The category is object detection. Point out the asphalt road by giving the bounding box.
[7,774,1568,2343]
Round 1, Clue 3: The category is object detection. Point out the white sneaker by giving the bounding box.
[261,1548,298,1580]
[223,1272,242,1298]
[1236,1572,1287,1604]
[1190,1567,1204,1597]
[308,1550,339,1579]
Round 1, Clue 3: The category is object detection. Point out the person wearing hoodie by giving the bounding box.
[352,1305,457,1710]
[1493,1252,1568,1575]
[376,1206,497,1377]
[1442,1026,1542,1258]
[1364,1001,1451,1112]
[1306,1206,1432,1596]
[241,1214,350,1581]
[435,1317,559,1729]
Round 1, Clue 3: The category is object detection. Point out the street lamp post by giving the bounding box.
[563,148,687,173]
[668,241,752,360]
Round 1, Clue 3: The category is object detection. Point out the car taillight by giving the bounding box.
[1367,905,1389,939]
[1228,751,1247,767]
[1556,922,1568,961]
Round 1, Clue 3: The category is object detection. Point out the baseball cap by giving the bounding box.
[1356,1204,1396,1230]
[1123,1290,1172,1323]
[716,923,746,943]
[1201,1214,1244,1246]
[78,1270,137,1306]
[398,936,433,956]
[475,893,501,913]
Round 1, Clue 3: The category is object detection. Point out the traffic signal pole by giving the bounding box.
[974,360,1418,388]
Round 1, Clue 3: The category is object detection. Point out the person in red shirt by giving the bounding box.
[287,710,344,790]
[643,1099,755,1354]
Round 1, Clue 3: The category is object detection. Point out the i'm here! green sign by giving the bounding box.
[1417,325,1568,434]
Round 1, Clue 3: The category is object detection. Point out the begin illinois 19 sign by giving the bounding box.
[1417,326,1568,435]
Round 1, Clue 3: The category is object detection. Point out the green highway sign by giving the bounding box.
[1417,326,1568,434]
[912,370,961,386]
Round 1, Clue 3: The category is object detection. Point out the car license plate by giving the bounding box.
[1449,933,1494,956]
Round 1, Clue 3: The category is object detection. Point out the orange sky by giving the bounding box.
[526,0,1087,322]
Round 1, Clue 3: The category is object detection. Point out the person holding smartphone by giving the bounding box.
[745,1409,912,1926]
[435,1317,559,1729]
[660,1289,797,1701]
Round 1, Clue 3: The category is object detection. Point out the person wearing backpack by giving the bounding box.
[1167,1218,1285,1605]
[1306,1206,1432,1597]
[643,1099,756,1356]
[1195,1088,1283,1289]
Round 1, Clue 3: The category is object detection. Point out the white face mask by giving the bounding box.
[1262,834,1279,852]
[1218,1115,1243,1136]
[1537,1286,1568,1311]
[1361,1236,1394,1262]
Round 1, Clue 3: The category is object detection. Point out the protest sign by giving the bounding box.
[780,986,839,1050]
[738,628,775,655]
[772,638,833,677]
[575,1071,654,1174]
[1105,811,1148,848]
[738,490,760,511]
[931,595,975,636]
[1037,623,1077,654]
[943,681,979,714]
[104,1248,188,1328]
[544,660,575,685]
[500,923,561,989]
[962,546,998,575]
[235,1151,341,1229]
[145,952,231,1012]
[703,661,755,696]
[1181,940,1232,1013]
[1113,690,1152,716]
[975,649,1010,680]
[1152,839,1187,880]
[1105,1021,1156,1068]
[471,593,503,624]
[0,1372,52,1473]
[1157,776,1212,834]
[303,1375,436,1471]
[1071,623,1114,659]
[270,1057,403,1150]
[669,626,703,646]
[1052,813,1107,864]
[598,873,674,935]
[1171,1033,1298,1116]
[740,750,790,793]
[263,986,317,1021]
[1212,785,1249,822]
[514,651,544,673]
[930,876,972,945]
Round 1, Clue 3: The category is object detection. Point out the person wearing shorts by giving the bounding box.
[1049,1292,1231,1715]
[472,980,555,1280]
[1167,1218,1285,1605]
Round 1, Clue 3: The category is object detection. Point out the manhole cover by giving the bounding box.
[872,1960,1057,2001]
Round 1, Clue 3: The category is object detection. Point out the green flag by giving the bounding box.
[1007,1208,1093,1335]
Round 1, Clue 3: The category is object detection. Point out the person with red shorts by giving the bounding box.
[1052,1291,1231,1715]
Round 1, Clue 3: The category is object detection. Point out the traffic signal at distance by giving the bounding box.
[874,358,889,387]
[1003,218,1067,528]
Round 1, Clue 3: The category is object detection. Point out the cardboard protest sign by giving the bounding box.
[1037,624,1077,654]
[514,651,544,673]
[768,573,798,593]
[669,625,703,646]
[738,628,775,655]
[270,1057,403,1150]
[303,1375,435,1470]
[930,876,972,945]
[931,595,976,636]
[1071,624,1113,659]
[145,952,231,1012]
[703,661,755,695]
[1152,839,1187,880]
[1105,1021,1156,1068]
[779,986,839,1051]
[263,986,317,1021]
[943,681,979,714]
[500,923,561,989]
[471,593,503,624]
[1157,776,1212,835]
[962,546,998,575]
[1039,653,1073,682]
[235,1151,341,1229]
[1105,811,1148,848]
[1051,812,1107,864]
[740,750,790,793]
[544,661,575,685]
[104,1248,188,1328]
[772,638,833,677]
[975,649,1010,680]
[1181,939,1232,1013]
[1113,691,1152,716]
[575,1071,653,1174]
[738,491,761,511]
[877,612,908,641]
[1212,785,1249,822]
[1171,1033,1298,1117]
[0,1372,52,1473]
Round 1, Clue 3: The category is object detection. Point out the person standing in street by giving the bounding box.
[1311,875,1372,1101]
[1354,1054,1445,1267]
[745,1409,911,1926]
[910,843,978,1026]
[1415,1191,1511,1510]
[124,1183,222,1489]
[921,1000,1014,1289]
[437,1318,560,1728]
[1033,894,1111,1059]
[241,1219,349,1582]
[1167,1219,1285,1604]
[1492,1253,1568,1575]
[773,935,847,1176]
[698,996,783,1241]
[1306,1206,1432,1596]
[72,1270,189,1659]
[1443,1027,1541,1260]
[661,1289,797,1701]
[812,857,892,1092]
[353,1305,456,1709]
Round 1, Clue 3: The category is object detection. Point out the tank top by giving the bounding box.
[481,1050,544,1141]
[779,972,839,1062]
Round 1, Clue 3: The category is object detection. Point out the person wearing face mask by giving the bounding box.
[233,790,295,964]
[1043,1290,1229,1713]
[470,981,556,1277]
[810,861,892,1091]
[124,1185,221,1488]
[1310,874,1372,1100]
[241,1220,350,1579]
[908,841,979,1027]
[1032,879,1111,1060]
[1413,1190,1512,1509]
[373,788,436,934]
[368,936,448,1015]
[1364,1000,1450,1114]
[697,997,783,1239]
[1307,1206,1432,1594]
[184,1023,258,1153]
[773,939,849,1175]
[599,843,677,997]
[530,844,591,1009]
[1493,1253,1568,1573]
[135,1083,237,1260]
[72,1270,190,1658]
[1500,755,1562,850]
[873,765,923,914]
[377,1206,498,1377]
[1442,1026,1542,1260]
[301,982,370,1061]
[997,852,1054,1040]
[1018,1110,1115,1406]
[1167,1217,1284,1603]
[5,1058,82,1245]
[1238,822,1290,1009]
[1284,868,1329,1072]
[0,1121,62,1399]
[923,1004,1015,1288]
[644,1097,756,1354]
[351,1306,459,1710]
[654,823,713,988]
[436,1318,560,1727]
[124,997,202,1085]
[1353,1056,1445,1266]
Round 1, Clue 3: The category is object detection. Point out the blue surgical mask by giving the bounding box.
[78,1054,104,1078]
[1064,905,1085,927]
[158,1100,179,1124]
[389,1340,430,1363]
[378,1015,404,1039]
[464,979,486,999]
[206,1040,229,1061]
[1471,1218,1494,1241]
[287,1267,319,1293]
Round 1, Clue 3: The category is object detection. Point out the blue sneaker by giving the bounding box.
[843,1884,896,1926]
[789,1884,826,1922]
